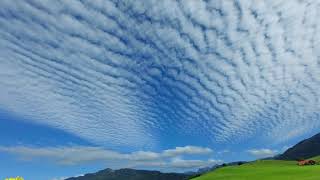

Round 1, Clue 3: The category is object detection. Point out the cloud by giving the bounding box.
[163,146,213,157]
[0,0,320,150]
[169,158,221,169]
[281,145,292,152]
[247,149,278,158]
[51,175,83,180]
[0,145,217,170]
[50,177,68,180]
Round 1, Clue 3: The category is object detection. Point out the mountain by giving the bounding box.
[65,168,190,180]
[277,133,320,160]
[64,162,248,180]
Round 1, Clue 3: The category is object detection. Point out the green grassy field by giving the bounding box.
[192,158,320,180]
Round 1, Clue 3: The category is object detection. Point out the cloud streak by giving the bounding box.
[163,146,213,157]
[247,149,278,158]
[0,0,320,149]
[0,145,218,170]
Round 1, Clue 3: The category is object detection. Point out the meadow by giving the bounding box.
[193,157,320,180]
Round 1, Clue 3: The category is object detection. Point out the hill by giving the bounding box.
[277,133,320,160]
[192,159,320,180]
[64,168,189,180]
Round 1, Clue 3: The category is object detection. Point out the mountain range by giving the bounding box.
[65,168,190,180]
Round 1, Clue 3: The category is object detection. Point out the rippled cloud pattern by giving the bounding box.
[1,0,320,148]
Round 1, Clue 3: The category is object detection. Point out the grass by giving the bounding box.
[192,159,320,180]
[309,156,320,162]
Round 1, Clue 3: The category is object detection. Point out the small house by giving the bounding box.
[298,160,316,166]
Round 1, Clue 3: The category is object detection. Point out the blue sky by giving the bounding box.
[1,0,320,179]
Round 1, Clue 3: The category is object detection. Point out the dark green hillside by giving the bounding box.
[277,133,320,160]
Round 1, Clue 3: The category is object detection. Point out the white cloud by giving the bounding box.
[130,151,161,161]
[281,145,292,152]
[0,145,217,170]
[0,0,320,151]
[247,149,278,158]
[50,177,68,180]
[169,158,221,169]
[163,146,213,157]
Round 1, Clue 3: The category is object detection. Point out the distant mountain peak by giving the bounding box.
[65,168,189,180]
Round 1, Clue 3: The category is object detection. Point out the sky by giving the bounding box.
[1,0,320,179]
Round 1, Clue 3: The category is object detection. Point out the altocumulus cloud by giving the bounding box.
[1,0,320,149]
[0,145,219,170]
